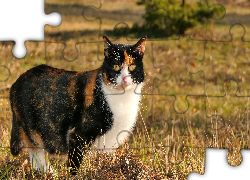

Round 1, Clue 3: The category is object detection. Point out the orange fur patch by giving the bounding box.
[124,50,135,65]
[103,72,112,86]
[68,79,77,100]
[85,69,99,108]
[73,71,85,77]
[48,68,65,76]
[20,129,44,148]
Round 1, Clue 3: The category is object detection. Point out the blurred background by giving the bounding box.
[1,0,250,179]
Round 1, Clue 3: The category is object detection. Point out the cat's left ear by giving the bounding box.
[103,36,114,57]
[133,36,147,57]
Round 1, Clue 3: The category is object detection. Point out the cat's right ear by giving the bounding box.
[133,36,146,57]
[103,36,113,57]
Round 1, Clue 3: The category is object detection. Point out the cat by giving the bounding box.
[9,36,146,174]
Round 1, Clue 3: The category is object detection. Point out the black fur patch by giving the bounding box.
[10,65,113,172]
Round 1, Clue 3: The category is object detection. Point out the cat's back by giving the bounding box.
[9,64,90,118]
[11,64,76,88]
[10,64,84,96]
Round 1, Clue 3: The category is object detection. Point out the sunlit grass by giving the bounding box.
[0,0,250,179]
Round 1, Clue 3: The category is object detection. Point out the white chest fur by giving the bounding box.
[92,83,142,151]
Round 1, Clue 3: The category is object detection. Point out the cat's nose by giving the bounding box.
[122,76,127,84]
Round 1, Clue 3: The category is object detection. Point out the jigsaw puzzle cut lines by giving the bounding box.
[145,37,206,113]
[0,65,10,82]
[187,30,250,97]
[0,41,46,99]
[1,0,250,179]
[45,0,104,61]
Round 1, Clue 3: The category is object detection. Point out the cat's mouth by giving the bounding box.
[114,76,135,91]
[115,82,133,91]
[120,83,132,89]
[118,75,134,90]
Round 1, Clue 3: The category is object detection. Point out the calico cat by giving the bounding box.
[9,36,146,174]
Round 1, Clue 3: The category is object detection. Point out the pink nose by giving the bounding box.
[123,76,127,84]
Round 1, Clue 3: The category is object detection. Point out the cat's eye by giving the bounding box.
[129,64,136,71]
[113,65,120,71]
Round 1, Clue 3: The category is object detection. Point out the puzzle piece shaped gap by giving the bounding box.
[187,149,250,180]
[0,0,60,58]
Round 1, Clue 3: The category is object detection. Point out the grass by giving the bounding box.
[0,0,249,179]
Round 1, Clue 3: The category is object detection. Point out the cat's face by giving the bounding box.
[101,36,146,91]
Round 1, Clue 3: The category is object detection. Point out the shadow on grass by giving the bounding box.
[45,28,172,42]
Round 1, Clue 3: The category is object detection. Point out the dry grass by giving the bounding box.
[0,0,249,179]
[0,98,247,179]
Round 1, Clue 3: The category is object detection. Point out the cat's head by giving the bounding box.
[101,36,146,91]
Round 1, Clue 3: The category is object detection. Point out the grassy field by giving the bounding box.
[1,0,250,179]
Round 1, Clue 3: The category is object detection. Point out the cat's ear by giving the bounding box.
[133,36,146,56]
[103,36,114,57]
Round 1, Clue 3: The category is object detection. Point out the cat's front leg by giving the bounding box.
[67,132,85,175]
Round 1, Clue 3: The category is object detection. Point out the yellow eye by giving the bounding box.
[113,65,120,71]
[129,64,136,71]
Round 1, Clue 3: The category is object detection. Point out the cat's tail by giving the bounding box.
[10,111,22,156]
